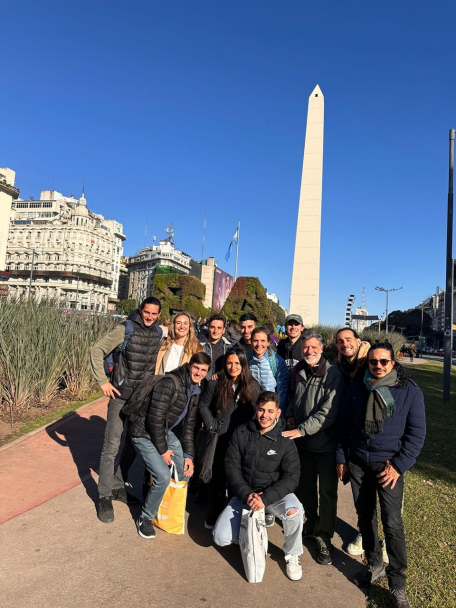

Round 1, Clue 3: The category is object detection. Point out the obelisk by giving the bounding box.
[289,85,324,326]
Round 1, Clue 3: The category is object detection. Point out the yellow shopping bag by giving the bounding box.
[153,462,188,535]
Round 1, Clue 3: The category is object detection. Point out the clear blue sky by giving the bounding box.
[2,1,455,323]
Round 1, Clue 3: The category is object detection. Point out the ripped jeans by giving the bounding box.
[214,494,304,556]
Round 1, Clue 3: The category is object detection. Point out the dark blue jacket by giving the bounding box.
[335,379,426,475]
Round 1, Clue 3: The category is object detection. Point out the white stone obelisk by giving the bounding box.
[289,85,324,326]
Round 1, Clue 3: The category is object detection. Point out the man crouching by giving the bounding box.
[213,391,303,581]
[129,352,211,538]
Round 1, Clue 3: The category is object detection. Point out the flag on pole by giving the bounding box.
[225,227,239,262]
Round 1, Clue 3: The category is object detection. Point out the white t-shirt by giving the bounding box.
[165,343,185,373]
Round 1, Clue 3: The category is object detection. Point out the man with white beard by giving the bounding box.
[282,330,345,567]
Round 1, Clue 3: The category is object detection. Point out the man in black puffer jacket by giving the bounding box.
[130,352,211,539]
[213,391,304,582]
[90,297,163,524]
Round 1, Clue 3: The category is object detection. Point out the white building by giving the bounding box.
[128,236,192,303]
[353,305,369,334]
[6,189,125,312]
[0,168,20,296]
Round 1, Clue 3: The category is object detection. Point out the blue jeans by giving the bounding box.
[131,432,185,521]
[213,494,304,556]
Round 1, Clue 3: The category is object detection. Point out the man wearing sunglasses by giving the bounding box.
[335,343,426,608]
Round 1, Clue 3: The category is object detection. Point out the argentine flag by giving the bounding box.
[225,228,239,262]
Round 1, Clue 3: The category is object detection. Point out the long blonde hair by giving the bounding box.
[165,312,202,358]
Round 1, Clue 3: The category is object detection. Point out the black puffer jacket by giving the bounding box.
[225,417,300,506]
[198,377,261,439]
[130,365,203,458]
[111,309,162,400]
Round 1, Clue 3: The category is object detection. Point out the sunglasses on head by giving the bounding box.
[369,358,392,367]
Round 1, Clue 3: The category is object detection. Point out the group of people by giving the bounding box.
[90,298,426,608]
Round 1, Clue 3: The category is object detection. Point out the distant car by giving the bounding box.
[434,349,444,356]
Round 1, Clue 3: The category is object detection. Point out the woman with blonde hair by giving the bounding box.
[156,312,203,374]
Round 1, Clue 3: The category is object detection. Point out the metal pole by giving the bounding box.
[444,129,455,403]
[201,213,206,260]
[386,291,389,333]
[420,303,424,337]
[234,221,240,281]
[28,249,35,300]
[76,273,80,309]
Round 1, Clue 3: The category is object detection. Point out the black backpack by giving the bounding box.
[121,373,179,421]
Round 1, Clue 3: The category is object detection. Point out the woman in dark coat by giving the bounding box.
[198,348,261,528]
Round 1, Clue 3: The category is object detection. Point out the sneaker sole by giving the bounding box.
[136,523,155,539]
[286,571,303,581]
[346,547,364,556]
[317,557,332,566]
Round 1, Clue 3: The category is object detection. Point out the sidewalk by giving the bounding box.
[0,398,367,608]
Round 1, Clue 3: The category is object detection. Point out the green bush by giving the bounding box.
[221,277,276,325]
[0,299,116,427]
[151,273,209,319]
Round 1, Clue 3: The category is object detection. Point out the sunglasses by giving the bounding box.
[369,358,392,367]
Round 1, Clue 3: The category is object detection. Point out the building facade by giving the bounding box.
[0,167,20,295]
[128,238,192,303]
[6,190,125,312]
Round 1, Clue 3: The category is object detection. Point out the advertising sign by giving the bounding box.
[212,268,234,311]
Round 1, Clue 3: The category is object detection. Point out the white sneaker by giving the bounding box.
[381,540,389,564]
[347,533,363,556]
[285,554,302,581]
[347,533,389,564]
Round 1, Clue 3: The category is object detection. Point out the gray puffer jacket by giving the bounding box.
[286,356,345,452]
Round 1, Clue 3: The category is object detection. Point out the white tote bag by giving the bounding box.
[239,508,268,583]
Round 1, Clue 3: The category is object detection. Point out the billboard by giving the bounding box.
[212,268,234,311]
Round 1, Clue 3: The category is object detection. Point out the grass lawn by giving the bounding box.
[0,390,103,447]
[368,360,456,608]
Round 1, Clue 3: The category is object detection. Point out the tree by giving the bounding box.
[116,299,136,315]
[151,273,209,319]
[221,277,275,325]
[371,308,432,338]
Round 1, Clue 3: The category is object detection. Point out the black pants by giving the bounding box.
[207,440,229,514]
[296,448,338,543]
[349,455,407,590]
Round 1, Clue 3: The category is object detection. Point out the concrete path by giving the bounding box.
[0,398,367,608]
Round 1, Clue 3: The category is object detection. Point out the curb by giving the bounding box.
[0,396,107,454]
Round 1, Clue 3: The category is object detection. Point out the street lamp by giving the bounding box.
[375,286,403,333]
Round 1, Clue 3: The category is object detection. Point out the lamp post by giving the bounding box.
[444,128,455,403]
[399,326,406,336]
[375,286,403,333]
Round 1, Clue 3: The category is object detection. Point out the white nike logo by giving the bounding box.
[267,449,277,456]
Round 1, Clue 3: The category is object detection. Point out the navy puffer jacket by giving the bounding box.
[335,379,426,474]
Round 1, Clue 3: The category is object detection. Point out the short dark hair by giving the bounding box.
[251,326,271,341]
[335,327,360,341]
[239,313,257,324]
[208,314,226,327]
[189,351,211,367]
[140,296,161,312]
[256,390,280,408]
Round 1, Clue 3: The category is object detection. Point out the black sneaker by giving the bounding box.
[389,588,411,608]
[137,517,156,539]
[97,496,114,523]
[112,487,128,504]
[353,563,386,587]
[316,539,333,566]
[112,487,140,505]
[265,514,275,528]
